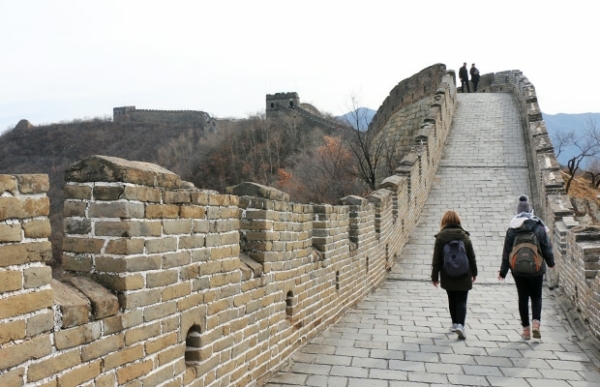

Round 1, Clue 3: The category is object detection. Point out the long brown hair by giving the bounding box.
[440,210,461,229]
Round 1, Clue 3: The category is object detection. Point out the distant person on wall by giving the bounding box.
[431,210,477,340]
[498,195,555,340]
[459,62,470,93]
[470,64,480,92]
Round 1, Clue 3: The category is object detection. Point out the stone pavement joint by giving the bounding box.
[266,94,600,387]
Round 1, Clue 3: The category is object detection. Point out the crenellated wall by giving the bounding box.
[0,65,457,386]
[490,69,600,340]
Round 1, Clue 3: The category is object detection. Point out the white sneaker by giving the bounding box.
[455,324,466,339]
[449,323,459,332]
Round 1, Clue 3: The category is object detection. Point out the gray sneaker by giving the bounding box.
[449,323,459,332]
[455,324,466,339]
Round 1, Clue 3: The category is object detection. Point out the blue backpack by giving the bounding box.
[443,240,469,277]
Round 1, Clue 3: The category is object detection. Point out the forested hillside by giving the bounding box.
[0,111,372,268]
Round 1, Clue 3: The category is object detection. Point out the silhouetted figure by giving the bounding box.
[459,63,470,93]
[470,64,480,92]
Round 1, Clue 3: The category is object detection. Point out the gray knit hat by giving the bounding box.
[517,195,531,213]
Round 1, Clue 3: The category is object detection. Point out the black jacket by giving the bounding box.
[431,224,477,291]
[499,214,555,278]
[459,66,469,82]
[470,67,480,82]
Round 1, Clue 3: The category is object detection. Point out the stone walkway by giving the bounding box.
[266,94,600,386]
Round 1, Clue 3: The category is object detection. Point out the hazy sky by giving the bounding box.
[0,1,596,133]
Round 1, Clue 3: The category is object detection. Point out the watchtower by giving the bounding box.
[266,92,300,117]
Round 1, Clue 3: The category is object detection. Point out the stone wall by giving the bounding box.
[0,66,457,386]
[494,70,600,340]
[113,106,218,131]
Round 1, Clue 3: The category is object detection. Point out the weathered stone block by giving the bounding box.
[144,301,177,322]
[163,251,191,268]
[179,235,205,249]
[65,276,119,319]
[164,190,192,204]
[62,237,104,254]
[0,288,53,319]
[81,334,124,362]
[65,155,181,189]
[63,201,87,217]
[162,283,191,301]
[89,202,144,219]
[56,360,101,387]
[0,319,25,345]
[105,238,145,255]
[27,348,80,382]
[16,174,49,194]
[103,344,144,370]
[26,309,54,337]
[146,237,177,254]
[54,322,101,350]
[0,175,17,195]
[52,279,90,328]
[116,359,153,385]
[24,219,52,238]
[95,273,145,292]
[0,223,22,242]
[123,186,161,202]
[0,334,51,370]
[62,253,93,272]
[64,184,92,200]
[0,196,22,221]
[124,322,161,346]
[92,185,125,200]
[180,205,206,219]
[147,269,178,288]
[146,204,179,219]
[163,219,193,234]
[0,269,22,292]
[24,265,52,288]
[21,197,50,218]
[0,367,24,387]
[95,220,162,237]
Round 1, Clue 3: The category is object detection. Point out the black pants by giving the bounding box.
[461,81,470,93]
[513,275,543,327]
[472,81,478,92]
[446,290,469,325]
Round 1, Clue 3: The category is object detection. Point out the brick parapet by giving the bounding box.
[496,70,600,342]
[0,174,54,382]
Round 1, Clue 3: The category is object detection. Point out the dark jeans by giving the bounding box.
[461,81,470,93]
[472,81,478,92]
[446,290,469,325]
[513,275,544,327]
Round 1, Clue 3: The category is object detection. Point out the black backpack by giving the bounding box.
[510,231,543,275]
[443,240,469,277]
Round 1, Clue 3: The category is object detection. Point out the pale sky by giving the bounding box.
[0,1,596,133]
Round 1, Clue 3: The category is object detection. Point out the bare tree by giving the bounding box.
[552,118,600,193]
[343,94,407,190]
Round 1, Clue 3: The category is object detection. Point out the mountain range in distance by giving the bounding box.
[337,108,600,167]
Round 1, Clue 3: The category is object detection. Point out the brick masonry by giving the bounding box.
[2,64,598,386]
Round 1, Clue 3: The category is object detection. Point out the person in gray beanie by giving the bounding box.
[498,195,555,340]
[516,195,531,214]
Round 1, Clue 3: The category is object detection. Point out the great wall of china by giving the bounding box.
[1,63,599,386]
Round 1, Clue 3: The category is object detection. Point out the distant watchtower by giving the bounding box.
[113,106,136,122]
[266,92,300,118]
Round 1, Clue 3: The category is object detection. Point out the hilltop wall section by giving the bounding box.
[0,68,457,386]
[492,69,600,341]
[113,106,218,131]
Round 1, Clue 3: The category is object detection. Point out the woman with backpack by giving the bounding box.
[498,195,555,340]
[431,210,478,339]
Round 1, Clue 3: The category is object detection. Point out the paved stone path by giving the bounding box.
[266,94,600,386]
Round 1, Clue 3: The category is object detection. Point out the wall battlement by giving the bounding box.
[113,106,218,131]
